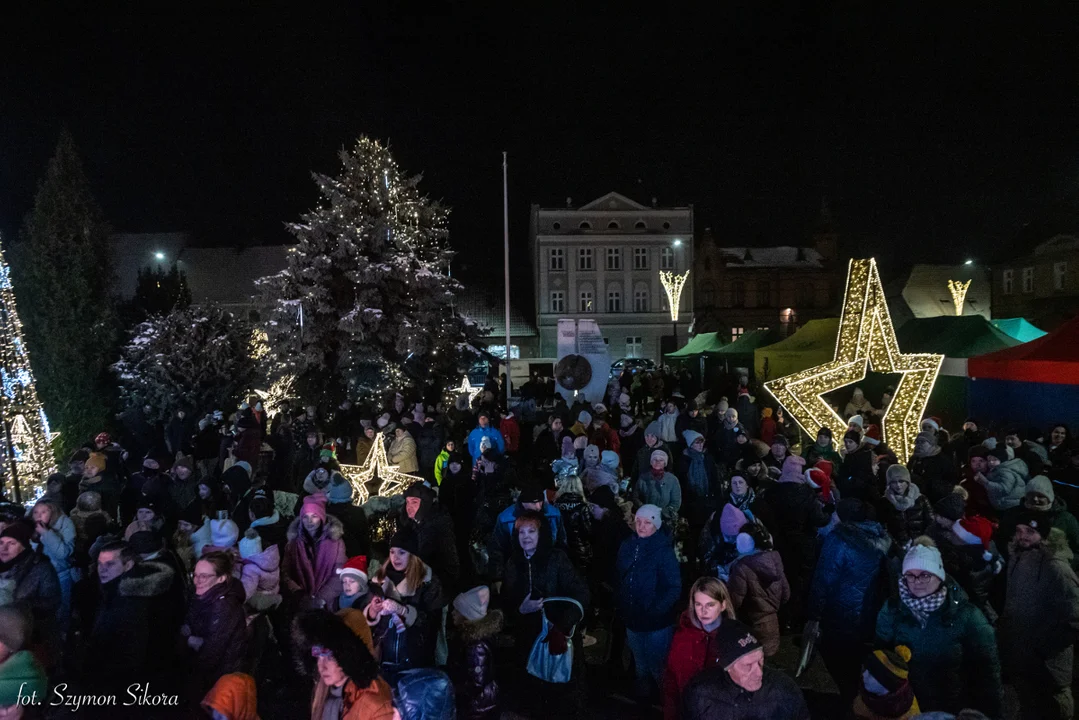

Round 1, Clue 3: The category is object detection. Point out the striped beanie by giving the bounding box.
[864,646,912,692]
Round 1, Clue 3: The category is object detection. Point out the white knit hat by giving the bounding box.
[635,504,662,529]
[650,449,668,467]
[902,543,945,581]
[238,531,262,560]
[453,586,490,622]
[736,532,755,555]
[210,518,239,549]
[578,410,592,426]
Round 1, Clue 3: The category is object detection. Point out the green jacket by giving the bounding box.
[875,577,1001,718]
[434,450,450,486]
[802,443,842,472]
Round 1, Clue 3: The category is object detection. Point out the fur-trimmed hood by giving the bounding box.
[453,608,504,643]
[286,512,344,543]
[119,560,176,598]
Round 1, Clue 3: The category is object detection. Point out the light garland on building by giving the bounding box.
[0,237,56,503]
[947,279,972,316]
[339,431,420,504]
[764,258,943,462]
[659,270,690,322]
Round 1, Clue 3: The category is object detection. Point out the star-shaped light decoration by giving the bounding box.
[450,376,482,404]
[339,431,421,504]
[764,259,943,462]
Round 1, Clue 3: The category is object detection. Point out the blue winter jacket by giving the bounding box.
[487,502,566,579]
[467,426,506,462]
[806,520,892,640]
[615,531,681,632]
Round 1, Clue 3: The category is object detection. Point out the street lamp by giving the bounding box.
[672,238,683,247]
[154,252,165,261]
[964,259,974,265]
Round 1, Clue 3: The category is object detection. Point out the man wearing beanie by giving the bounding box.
[929,490,966,546]
[909,430,959,504]
[838,429,877,502]
[467,410,505,463]
[0,522,60,668]
[998,509,1079,719]
[803,426,842,472]
[960,444,995,519]
[401,482,460,594]
[995,475,1079,569]
[682,620,809,719]
[852,647,920,719]
[487,483,566,583]
[875,539,1001,716]
[0,607,45,713]
[806,497,892,703]
[283,492,348,606]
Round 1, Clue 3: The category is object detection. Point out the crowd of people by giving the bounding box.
[0,367,1074,719]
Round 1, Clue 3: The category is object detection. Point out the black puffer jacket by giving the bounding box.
[909,452,959,503]
[554,492,593,573]
[0,549,60,661]
[807,520,892,641]
[939,538,1003,623]
[875,489,933,551]
[369,563,446,676]
[185,576,248,696]
[400,504,460,594]
[763,482,830,583]
[682,665,810,720]
[450,609,504,719]
[838,445,878,502]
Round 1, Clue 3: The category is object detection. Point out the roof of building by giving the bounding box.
[719,246,824,268]
[1034,234,1079,256]
[454,288,538,338]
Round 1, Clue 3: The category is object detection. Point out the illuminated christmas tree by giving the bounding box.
[0,237,55,502]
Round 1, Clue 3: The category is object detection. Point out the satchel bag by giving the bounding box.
[526,596,584,684]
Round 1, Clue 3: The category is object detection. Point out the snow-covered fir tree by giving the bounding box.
[257,136,480,403]
[114,305,257,423]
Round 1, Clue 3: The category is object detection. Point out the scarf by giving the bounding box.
[321,684,344,720]
[651,466,666,480]
[913,444,941,459]
[898,578,947,628]
[730,487,756,512]
[859,680,916,718]
[886,481,921,512]
[685,448,711,499]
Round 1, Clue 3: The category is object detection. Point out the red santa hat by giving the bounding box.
[336,555,369,583]
[952,516,996,561]
[805,466,834,502]
[864,424,881,446]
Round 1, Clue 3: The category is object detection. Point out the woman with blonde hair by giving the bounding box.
[554,470,593,573]
[662,576,737,720]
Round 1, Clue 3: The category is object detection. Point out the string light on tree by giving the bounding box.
[450,376,482,404]
[339,431,420,504]
[0,236,56,502]
[947,279,972,316]
[764,258,943,463]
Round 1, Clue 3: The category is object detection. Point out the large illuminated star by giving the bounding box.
[765,258,943,462]
[339,431,421,504]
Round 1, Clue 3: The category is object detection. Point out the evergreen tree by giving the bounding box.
[14,130,118,455]
[114,304,257,424]
[257,137,480,404]
[123,263,191,323]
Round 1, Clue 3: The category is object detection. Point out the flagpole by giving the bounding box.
[502,151,513,407]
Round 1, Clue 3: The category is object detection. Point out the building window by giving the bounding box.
[1002,269,1014,295]
[1054,261,1067,290]
[660,247,674,270]
[549,291,564,313]
[626,336,643,358]
[606,248,622,270]
[552,222,561,230]
[634,288,649,312]
[633,248,648,270]
[635,221,647,229]
[757,280,771,307]
[700,281,716,306]
[607,289,622,313]
[548,248,564,271]
[1022,266,1034,293]
[579,290,594,313]
[578,248,594,271]
[731,327,745,342]
[607,221,620,229]
[579,221,592,230]
[731,281,745,307]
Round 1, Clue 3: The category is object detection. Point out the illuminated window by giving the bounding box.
[579,290,594,313]
[626,336,643,358]
[731,327,745,342]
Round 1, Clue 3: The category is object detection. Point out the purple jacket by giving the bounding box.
[282,514,347,606]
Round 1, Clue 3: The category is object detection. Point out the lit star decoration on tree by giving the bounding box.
[339,431,420,504]
[947,279,972,316]
[660,270,690,321]
[450,376,481,404]
[764,259,943,463]
[0,237,56,502]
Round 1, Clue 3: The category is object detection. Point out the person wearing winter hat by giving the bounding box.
[942,514,1004,621]
[875,538,1002,717]
[366,527,446,679]
[807,497,892,703]
[877,464,933,550]
[909,430,960,504]
[998,508,1079,719]
[762,434,789,470]
[633,449,682,529]
[236,523,282,615]
[0,521,60,668]
[839,429,878,502]
[80,450,121,521]
[726,523,789,658]
[204,516,240,556]
[803,425,842,470]
[617,504,681,701]
[283,492,347,607]
[805,462,836,504]
[201,672,260,720]
[995,475,1079,568]
[681,620,809,719]
[678,429,720,567]
[848,414,866,433]
[635,420,673,481]
[852,647,921,719]
[333,556,370,612]
[449,585,503,719]
[466,411,505,463]
[714,407,748,468]
[401,481,460,594]
[487,482,567,581]
[960,444,995,519]
[931,490,966,532]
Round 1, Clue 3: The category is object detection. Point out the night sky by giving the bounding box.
[3,5,1079,299]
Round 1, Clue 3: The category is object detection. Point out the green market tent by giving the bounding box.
[665,331,726,358]
[708,328,780,358]
[894,316,1023,358]
[754,318,839,381]
[991,317,1047,344]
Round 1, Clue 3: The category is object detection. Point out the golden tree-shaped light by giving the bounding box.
[947,279,972,316]
[764,258,943,463]
[339,431,420,504]
[660,270,690,321]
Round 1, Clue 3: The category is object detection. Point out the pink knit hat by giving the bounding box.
[300,492,328,522]
[778,455,807,483]
[720,504,749,537]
